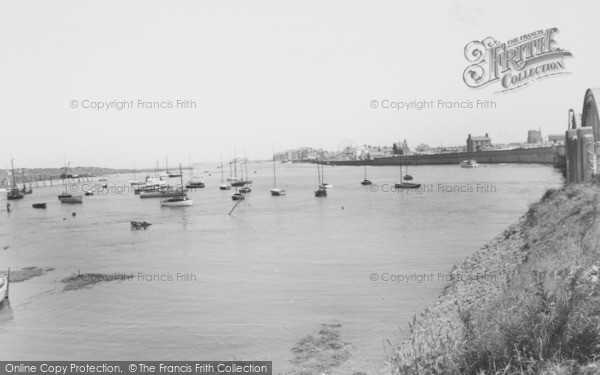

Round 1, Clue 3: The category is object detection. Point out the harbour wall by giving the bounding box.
[324,147,562,167]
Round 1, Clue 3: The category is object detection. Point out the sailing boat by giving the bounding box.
[7,159,24,200]
[239,151,252,193]
[58,161,83,203]
[231,150,246,200]
[360,160,372,185]
[230,152,245,187]
[318,150,332,189]
[219,155,231,190]
[314,159,327,197]
[166,156,182,178]
[186,162,205,188]
[161,164,193,206]
[129,162,143,185]
[394,149,420,189]
[403,162,413,180]
[270,147,286,196]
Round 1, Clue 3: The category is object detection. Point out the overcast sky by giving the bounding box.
[1,0,598,169]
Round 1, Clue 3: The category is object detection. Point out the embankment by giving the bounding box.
[388,181,600,374]
[327,147,562,167]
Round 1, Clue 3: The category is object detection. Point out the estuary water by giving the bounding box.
[0,163,562,372]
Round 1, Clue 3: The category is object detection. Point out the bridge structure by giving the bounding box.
[566,89,600,183]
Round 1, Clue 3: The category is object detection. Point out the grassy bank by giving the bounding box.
[389,181,600,374]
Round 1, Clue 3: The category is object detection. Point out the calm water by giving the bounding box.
[0,163,562,371]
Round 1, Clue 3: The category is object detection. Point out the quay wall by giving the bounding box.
[324,147,559,166]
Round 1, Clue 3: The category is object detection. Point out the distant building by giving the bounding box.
[548,134,565,145]
[393,140,410,155]
[466,133,492,152]
[527,129,543,144]
[415,143,431,153]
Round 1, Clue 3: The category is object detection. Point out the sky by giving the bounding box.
[1,0,599,169]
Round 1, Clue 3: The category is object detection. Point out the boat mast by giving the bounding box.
[234,148,238,180]
[321,149,325,183]
[179,163,184,191]
[165,156,168,174]
[10,159,16,188]
[272,145,277,188]
[399,138,403,182]
[220,154,225,182]
[317,157,321,185]
[244,150,248,182]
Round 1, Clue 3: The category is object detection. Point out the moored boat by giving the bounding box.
[32,203,47,209]
[219,155,231,190]
[7,188,24,200]
[314,187,327,197]
[460,159,479,168]
[58,161,83,203]
[231,192,245,201]
[160,195,193,207]
[139,187,185,198]
[394,182,421,189]
[360,162,372,185]
[270,188,286,196]
[59,193,83,203]
[7,160,24,200]
[315,156,327,197]
[186,163,205,189]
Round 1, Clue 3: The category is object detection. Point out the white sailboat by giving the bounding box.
[394,150,421,189]
[186,163,205,188]
[129,162,143,185]
[161,164,193,207]
[219,155,231,190]
[314,159,327,197]
[318,150,332,189]
[270,147,286,196]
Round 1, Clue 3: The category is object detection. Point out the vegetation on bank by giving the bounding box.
[389,181,600,374]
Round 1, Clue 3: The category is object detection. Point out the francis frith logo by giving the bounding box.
[463,28,572,92]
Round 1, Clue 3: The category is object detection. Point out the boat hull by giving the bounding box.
[394,183,421,189]
[139,190,185,198]
[59,195,83,203]
[314,188,327,197]
[360,180,372,185]
[32,203,47,209]
[460,160,479,168]
[270,188,286,196]
[161,199,193,207]
[186,182,205,188]
[231,193,245,201]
